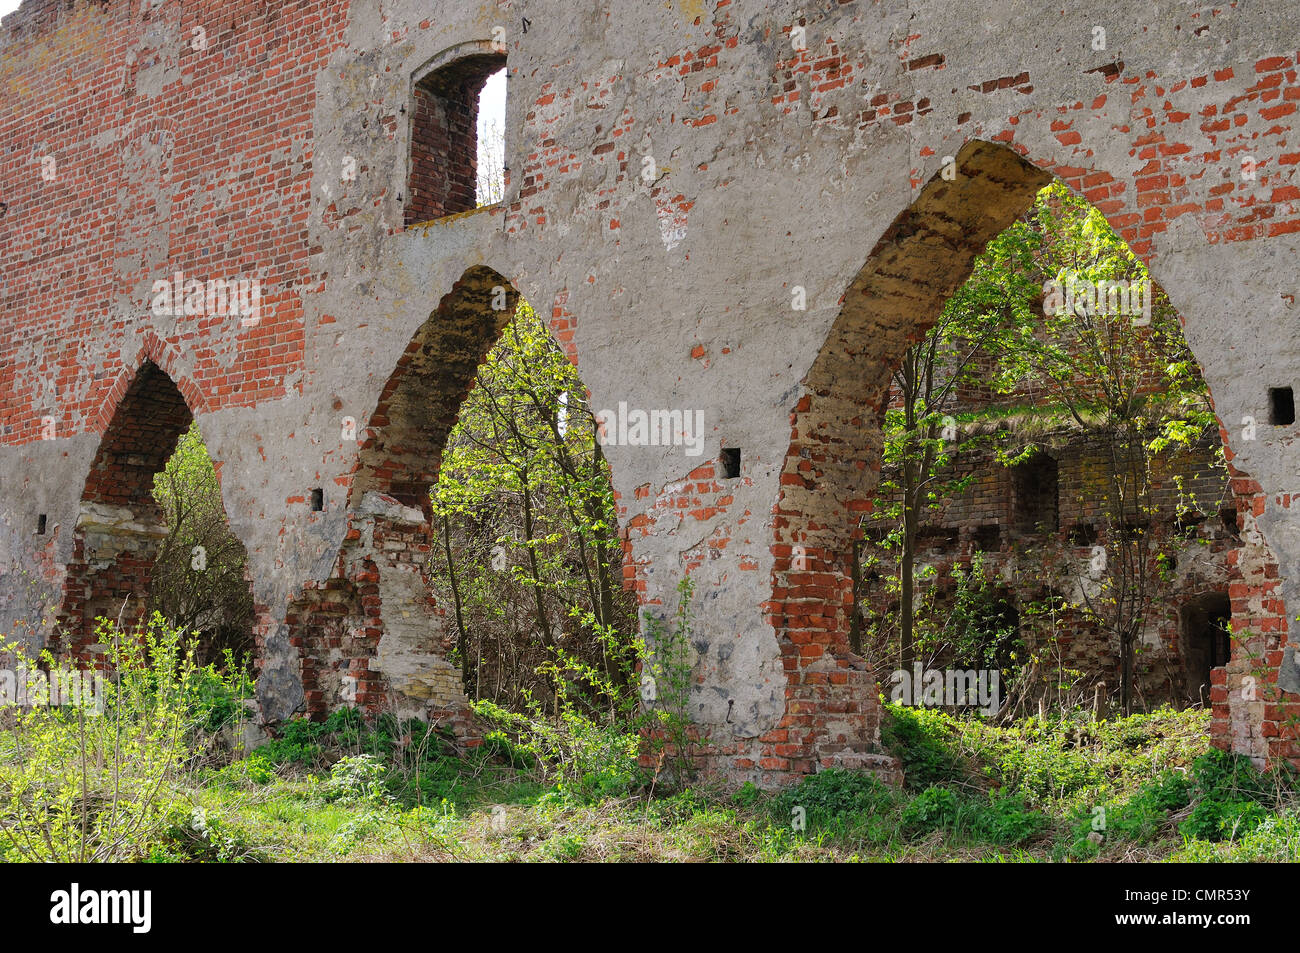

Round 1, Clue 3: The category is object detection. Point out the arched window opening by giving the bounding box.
[406,48,507,225]
[476,67,506,206]
[427,300,637,710]
[817,151,1239,720]
[301,268,636,735]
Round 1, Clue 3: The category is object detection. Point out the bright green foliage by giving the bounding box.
[252,708,466,807]
[151,804,269,863]
[151,422,255,668]
[253,709,368,768]
[772,768,896,825]
[638,576,698,785]
[2,672,1283,863]
[955,708,1208,809]
[473,698,640,803]
[463,578,702,799]
[865,180,1224,714]
[431,300,637,714]
[323,755,390,806]
[1065,771,1190,859]
[1062,748,1290,859]
[1013,183,1212,436]
[901,786,961,835]
[1173,810,1300,862]
[961,793,1046,845]
[925,552,1023,675]
[1177,749,1279,841]
[0,614,250,862]
[431,302,678,796]
[880,703,970,790]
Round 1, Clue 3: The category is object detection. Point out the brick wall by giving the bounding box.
[860,429,1234,707]
[3,0,1298,785]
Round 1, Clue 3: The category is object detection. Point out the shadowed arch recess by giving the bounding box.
[349,264,520,514]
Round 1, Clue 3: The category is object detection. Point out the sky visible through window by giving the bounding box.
[476,67,507,205]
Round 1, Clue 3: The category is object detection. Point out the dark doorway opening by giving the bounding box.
[1182,592,1231,705]
[1012,453,1059,535]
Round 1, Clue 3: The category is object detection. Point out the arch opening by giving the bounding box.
[770,140,1259,773]
[295,268,635,733]
[57,361,255,670]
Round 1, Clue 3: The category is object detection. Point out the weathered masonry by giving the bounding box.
[861,427,1237,710]
[1,0,1298,785]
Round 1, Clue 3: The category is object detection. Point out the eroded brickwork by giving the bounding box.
[3,0,1299,785]
[57,360,192,657]
[860,432,1237,708]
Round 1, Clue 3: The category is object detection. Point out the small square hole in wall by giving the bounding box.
[973,524,1001,552]
[1269,387,1295,425]
[721,448,741,479]
[310,488,324,512]
[35,515,47,536]
[1068,523,1098,546]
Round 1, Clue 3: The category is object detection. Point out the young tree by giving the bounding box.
[864,182,1222,715]
[430,301,637,715]
[862,212,1040,669]
[1020,183,1218,714]
[150,423,256,669]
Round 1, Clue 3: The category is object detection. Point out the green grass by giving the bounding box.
[149,704,1296,862]
[7,695,1297,863]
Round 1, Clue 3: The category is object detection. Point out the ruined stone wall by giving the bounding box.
[884,433,1233,535]
[2,0,1299,785]
[861,431,1235,709]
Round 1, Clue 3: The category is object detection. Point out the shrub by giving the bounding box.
[901,786,960,836]
[881,704,968,790]
[188,658,255,734]
[152,805,269,863]
[0,614,246,862]
[962,793,1046,845]
[474,699,640,803]
[254,711,368,768]
[1065,770,1190,859]
[1182,799,1269,842]
[772,768,895,829]
[1175,810,1300,862]
[323,755,390,806]
[243,753,276,785]
[1177,749,1280,842]
[470,599,651,803]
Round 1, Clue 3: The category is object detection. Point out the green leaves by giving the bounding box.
[866,180,1223,715]
[0,614,253,862]
[431,300,643,786]
[151,422,255,668]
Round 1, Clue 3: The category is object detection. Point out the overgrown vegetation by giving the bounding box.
[430,301,638,716]
[5,626,1288,862]
[0,615,251,862]
[150,421,256,670]
[1,179,1266,865]
[860,181,1229,715]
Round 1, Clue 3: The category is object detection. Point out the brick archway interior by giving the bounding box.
[58,361,195,656]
